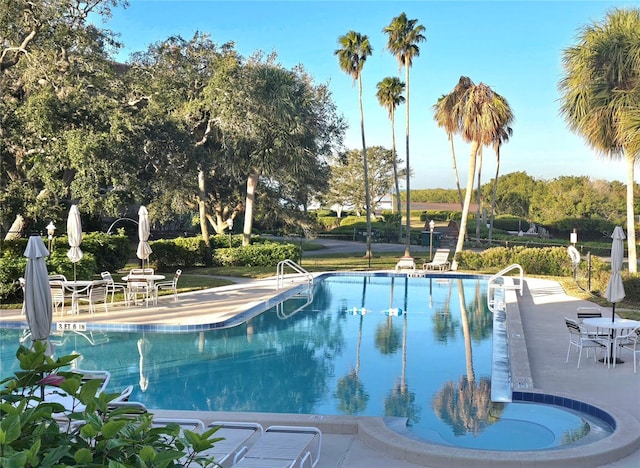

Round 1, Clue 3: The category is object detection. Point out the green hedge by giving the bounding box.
[454,246,599,276]
[150,236,210,269]
[212,241,300,267]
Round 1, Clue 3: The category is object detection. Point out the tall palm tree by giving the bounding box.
[433,76,474,210]
[450,83,513,269]
[559,7,640,273]
[335,31,374,258]
[384,13,426,258]
[376,76,405,242]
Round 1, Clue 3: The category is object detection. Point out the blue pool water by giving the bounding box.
[0,274,612,451]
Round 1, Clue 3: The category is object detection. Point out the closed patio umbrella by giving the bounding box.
[24,235,54,355]
[136,206,152,269]
[604,226,626,322]
[67,204,83,281]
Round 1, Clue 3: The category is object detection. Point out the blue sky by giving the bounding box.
[98,0,637,189]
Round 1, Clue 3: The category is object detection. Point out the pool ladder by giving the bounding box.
[276,259,314,290]
[487,263,523,313]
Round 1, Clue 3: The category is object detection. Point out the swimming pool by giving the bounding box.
[0,273,613,451]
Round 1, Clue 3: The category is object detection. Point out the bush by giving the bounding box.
[455,246,579,276]
[0,342,221,467]
[212,241,300,267]
[150,236,209,270]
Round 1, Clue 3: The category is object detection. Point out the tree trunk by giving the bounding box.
[452,140,479,270]
[197,169,210,247]
[391,109,402,243]
[243,169,259,247]
[5,215,25,240]
[403,63,411,258]
[489,148,501,245]
[625,156,637,273]
[449,133,464,210]
[358,76,373,259]
[475,146,483,246]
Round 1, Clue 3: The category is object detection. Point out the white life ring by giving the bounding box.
[567,246,581,265]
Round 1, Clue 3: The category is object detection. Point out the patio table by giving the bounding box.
[583,317,640,364]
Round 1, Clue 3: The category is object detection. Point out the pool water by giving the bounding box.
[0,274,612,451]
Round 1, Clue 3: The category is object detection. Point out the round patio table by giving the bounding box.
[583,317,640,364]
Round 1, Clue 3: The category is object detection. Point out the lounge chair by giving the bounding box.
[395,257,416,273]
[202,421,263,468]
[233,425,321,468]
[423,248,451,271]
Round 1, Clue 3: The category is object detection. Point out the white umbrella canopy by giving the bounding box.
[604,226,626,322]
[66,204,83,280]
[136,206,152,268]
[23,235,54,355]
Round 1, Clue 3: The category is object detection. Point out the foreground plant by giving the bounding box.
[0,341,222,467]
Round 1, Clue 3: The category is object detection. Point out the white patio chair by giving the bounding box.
[49,280,67,315]
[101,271,128,305]
[155,269,182,302]
[564,317,608,368]
[613,326,640,373]
[77,280,109,314]
[127,278,155,307]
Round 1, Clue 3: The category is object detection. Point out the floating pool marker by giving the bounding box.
[383,308,404,317]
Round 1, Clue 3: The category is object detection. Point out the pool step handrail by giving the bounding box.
[276,259,314,290]
[487,263,523,313]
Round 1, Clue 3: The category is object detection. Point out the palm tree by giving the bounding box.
[383,13,426,258]
[433,76,474,210]
[559,7,640,273]
[376,76,405,242]
[335,31,374,258]
[450,83,513,269]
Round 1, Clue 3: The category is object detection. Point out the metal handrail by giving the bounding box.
[487,263,523,313]
[276,259,313,290]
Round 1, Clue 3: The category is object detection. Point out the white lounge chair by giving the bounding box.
[233,425,321,468]
[423,248,451,271]
[202,421,263,468]
[395,257,416,272]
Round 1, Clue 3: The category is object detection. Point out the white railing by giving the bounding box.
[487,263,523,313]
[276,259,314,290]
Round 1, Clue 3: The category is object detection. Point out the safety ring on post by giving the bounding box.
[567,245,581,265]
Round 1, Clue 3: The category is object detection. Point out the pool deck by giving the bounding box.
[2,272,639,467]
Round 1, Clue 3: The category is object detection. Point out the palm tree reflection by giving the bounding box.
[432,279,503,435]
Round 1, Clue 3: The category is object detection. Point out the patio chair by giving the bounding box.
[612,326,640,373]
[130,268,154,276]
[233,425,321,468]
[101,271,128,305]
[202,421,263,468]
[564,317,608,368]
[49,280,67,315]
[155,269,182,302]
[127,277,156,307]
[395,257,416,273]
[423,248,451,271]
[576,307,609,340]
[77,280,109,314]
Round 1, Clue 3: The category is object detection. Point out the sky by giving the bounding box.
[96,0,639,189]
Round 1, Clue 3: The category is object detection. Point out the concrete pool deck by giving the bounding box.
[1,273,639,467]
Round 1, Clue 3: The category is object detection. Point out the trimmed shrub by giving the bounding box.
[212,241,300,267]
[151,236,209,269]
[455,246,579,276]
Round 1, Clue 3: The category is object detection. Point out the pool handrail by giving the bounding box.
[276,259,313,290]
[487,263,523,313]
